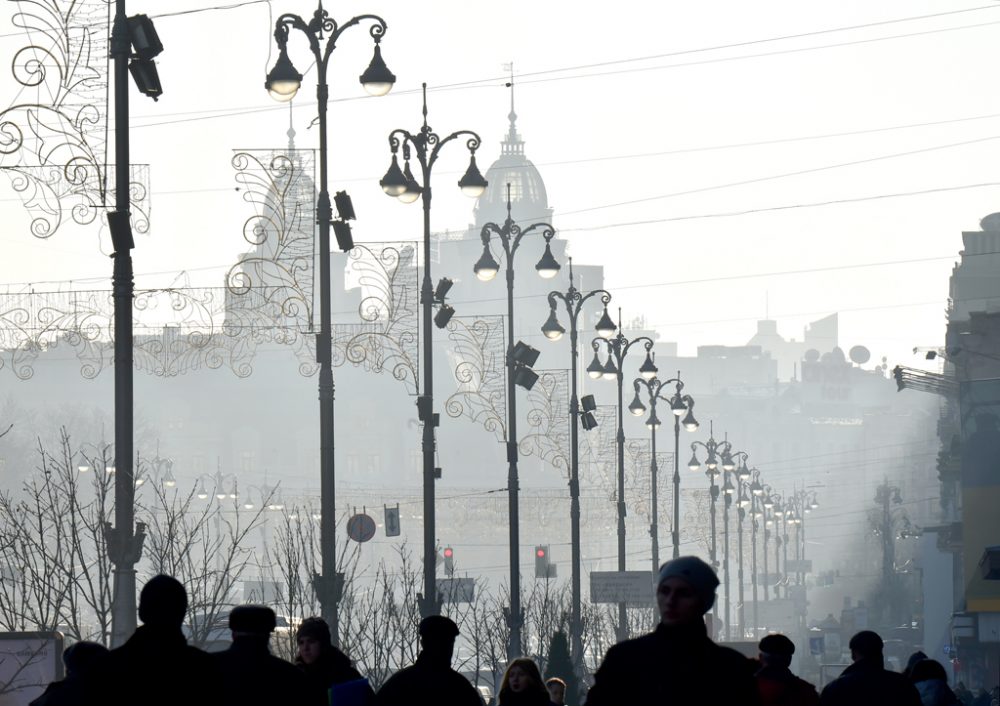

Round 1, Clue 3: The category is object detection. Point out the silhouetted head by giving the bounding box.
[759,633,795,668]
[62,641,108,677]
[904,650,928,677]
[296,617,331,665]
[419,615,460,662]
[138,575,187,629]
[546,677,567,705]
[656,556,719,625]
[849,630,884,662]
[910,658,948,684]
[500,658,547,700]
[229,605,276,640]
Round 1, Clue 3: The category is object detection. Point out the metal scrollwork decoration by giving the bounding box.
[519,369,570,475]
[444,315,507,440]
[336,242,419,393]
[0,0,150,240]
[229,150,316,333]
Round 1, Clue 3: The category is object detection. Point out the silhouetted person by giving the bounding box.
[910,658,960,706]
[545,677,566,705]
[498,658,550,706]
[83,574,222,706]
[754,633,819,706]
[30,641,108,706]
[376,615,483,706]
[819,630,921,706]
[904,651,930,680]
[295,616,373,705]
[585,556,759,706]
[955,681,974,706]
[211,605,318,706]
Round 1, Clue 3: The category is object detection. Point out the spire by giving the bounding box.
[287,102,296,152]
[502,61,523,156]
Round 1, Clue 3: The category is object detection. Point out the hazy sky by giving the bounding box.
[3,0,999,367]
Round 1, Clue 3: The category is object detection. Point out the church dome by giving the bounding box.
[473,93,551,228]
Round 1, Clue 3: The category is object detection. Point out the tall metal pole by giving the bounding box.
[672,413,681,559]
[386,86,483,620]
[649,412,659,575]
[108,0,142,647]
[709,476,719,631]
[544,262,612,677]
[751,495,759,640]
[594,322,654,640]
[271,5,390,643]
[477,187,558,660]
[762,504,770,603]
[737,488,746,640]
[722,473,731,641]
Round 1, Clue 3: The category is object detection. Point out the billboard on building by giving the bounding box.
[960,378,1000,612]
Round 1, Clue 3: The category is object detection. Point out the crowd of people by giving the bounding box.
[27,558,988,706]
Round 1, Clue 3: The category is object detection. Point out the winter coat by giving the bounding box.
[211,637,321,706]
[498,689,552,706]
[80,625,223,706]
[916,679,961,706]
[298,647,375,705]
[819,657,922,706]
[756,664,821,706]
[376,652,483,706]
[584,620,760,706]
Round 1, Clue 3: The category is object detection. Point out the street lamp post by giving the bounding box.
[473,185,560,659]
[542,259,615,668]
[629,374,699,576]
[265,0,395,641]
[732,453,751,639]
[749,469,765,639]
[590,315,656,638]
[688,424,731,628]
[381,84,486,618]
[761,486,775,603]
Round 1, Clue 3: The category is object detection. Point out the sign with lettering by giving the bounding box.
[0,632,63,706]
[589,571,654,605]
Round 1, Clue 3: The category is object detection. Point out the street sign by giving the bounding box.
[0,632,63,706]
[346,513,376,543]
[589,571,654,604]
[437,577,475,603]
[758,599,797,632]
[384,505,401,537]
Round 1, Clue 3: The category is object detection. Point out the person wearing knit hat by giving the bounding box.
[585,556,758,706]
[754,633,819,706]
[294,617,374,705]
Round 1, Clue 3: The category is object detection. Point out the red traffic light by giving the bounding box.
[536,547,546,558]
[444,547,454,558]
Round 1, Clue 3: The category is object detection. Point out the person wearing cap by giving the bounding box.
[819,630,921,706]
[295,616,374,705]
[376,615,483,706]
[211,605,318,706]
[755,633,819,706]
[585,556,759,706]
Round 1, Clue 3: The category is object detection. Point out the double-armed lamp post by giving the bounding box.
[542,260,616,666]
[265,0,396,641]
[379,83,487,618]
[473,184,560,659]
[589,315,656,637]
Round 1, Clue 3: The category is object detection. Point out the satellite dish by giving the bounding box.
[849,345,871,365]
[804,349,820,362]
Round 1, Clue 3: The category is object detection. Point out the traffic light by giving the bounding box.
[535,545,551,579]
[443,546,454,576]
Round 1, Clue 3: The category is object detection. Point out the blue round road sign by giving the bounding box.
[347,513,376,543]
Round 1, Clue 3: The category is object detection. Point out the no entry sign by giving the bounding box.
[346,513,376,543]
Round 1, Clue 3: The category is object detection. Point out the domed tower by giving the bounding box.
[472,78,553,230]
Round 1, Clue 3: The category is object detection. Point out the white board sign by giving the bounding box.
[589,571,654,604]
[0,632,63,706]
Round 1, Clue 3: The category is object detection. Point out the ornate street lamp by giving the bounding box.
[542,258,613,668]
[591,313,655,639]
[382,83,484,620]
[630,372,697,577]
[474,184,558,659]
[688,423,731,633]
[265,0,393,644]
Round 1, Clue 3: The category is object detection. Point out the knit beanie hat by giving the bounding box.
[657,556,719,613]
[296,616,332,645]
